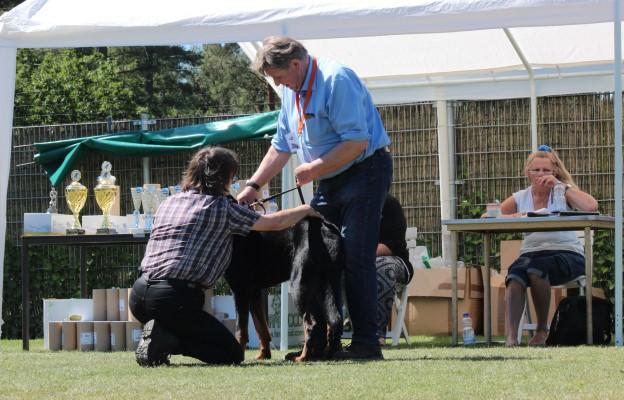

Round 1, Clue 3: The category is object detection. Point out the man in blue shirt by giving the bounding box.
[237,36,392,360]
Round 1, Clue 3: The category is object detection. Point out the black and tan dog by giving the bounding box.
[225,216,344,361]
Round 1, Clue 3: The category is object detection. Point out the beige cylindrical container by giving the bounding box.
[106,288,120,321]
[127,287,138,322]
[118,288,129,321]
[110,321,126,351]
[61,321,77,351]
[92,288,107,321]
[48,321,62,351]
[77,321,94,351]
[93,321,111,351]
[126,321,143,351]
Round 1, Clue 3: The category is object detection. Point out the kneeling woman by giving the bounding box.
[499,145,598,346]
[129,147,318,366]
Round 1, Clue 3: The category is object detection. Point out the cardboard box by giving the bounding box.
[106,288,120,321]
[62,321,77,350]
[48,322,62,351]
[94,322,111,351]
[77,321,94,351]
[126,321,143,351]
[92,289,107,321]
[110,321,126,351]
[402,266,484,335]
[118,288,129,321]
[23,213,74,234]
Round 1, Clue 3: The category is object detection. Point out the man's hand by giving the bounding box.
[294,162,318,186]
[237,186,258,205]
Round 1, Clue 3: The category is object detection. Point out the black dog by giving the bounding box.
[225,216,344,361]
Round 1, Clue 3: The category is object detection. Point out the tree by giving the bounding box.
[108,46,202,117]
[195,44,275,114]
[14,48,137,125]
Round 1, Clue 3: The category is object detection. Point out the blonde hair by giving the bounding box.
[525,148,576,187]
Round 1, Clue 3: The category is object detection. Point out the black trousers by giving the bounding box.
[129,274,243,365]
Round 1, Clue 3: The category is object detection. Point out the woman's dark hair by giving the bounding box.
[181,147,239,195]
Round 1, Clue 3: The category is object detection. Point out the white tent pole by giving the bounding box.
[278,155,313,351]
[436,100,455,264]
[504,28,538,151]
[0,47,17,342]
[613,0,623,347]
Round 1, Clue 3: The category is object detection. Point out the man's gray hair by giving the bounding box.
[252,36,308,76]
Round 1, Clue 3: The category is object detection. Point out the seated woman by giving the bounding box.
[376,194,414,345]
[129,146,319,366]
[499,145,598,346]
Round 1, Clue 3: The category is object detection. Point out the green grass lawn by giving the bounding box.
[1,337,622,400]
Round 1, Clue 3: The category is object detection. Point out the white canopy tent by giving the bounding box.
[0,0,622,347]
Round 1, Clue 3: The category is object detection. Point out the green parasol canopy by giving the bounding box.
[34,111,279,187]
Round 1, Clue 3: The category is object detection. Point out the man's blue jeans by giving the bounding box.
[311,148,393,346]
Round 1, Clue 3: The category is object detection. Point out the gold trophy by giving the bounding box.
[94,161,118,234]
[65,170,87,235]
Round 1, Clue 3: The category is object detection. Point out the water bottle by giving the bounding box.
[462,312,475,345]
[552,182,567,213]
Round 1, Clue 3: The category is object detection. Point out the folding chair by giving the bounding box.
[517,275,585,343]
[386,227,418,346]
[517,230,591,343]
[388,285,411,346]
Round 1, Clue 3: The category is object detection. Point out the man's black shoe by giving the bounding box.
[332,343,383,361]
[135,320,180,367]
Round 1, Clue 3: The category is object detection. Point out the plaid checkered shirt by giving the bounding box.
[140,191,260,288]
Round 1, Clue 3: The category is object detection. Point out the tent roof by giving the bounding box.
[1,0,622,102]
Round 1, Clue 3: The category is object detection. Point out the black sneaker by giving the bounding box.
[332,343,383,361]
[135,320,180,367]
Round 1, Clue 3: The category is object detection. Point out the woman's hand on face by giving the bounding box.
[534,174,558,188]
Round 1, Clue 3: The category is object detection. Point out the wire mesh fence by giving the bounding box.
[3,94,620,338]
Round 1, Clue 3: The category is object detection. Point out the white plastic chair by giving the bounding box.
[517,276,586,343]
[517,230,591,343]
[386,227,418,346]
[388,285,411,346]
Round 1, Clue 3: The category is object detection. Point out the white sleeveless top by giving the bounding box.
[512,187,583,255]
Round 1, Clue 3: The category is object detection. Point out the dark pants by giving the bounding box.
[311,148,393,346]
[130,274,243,365]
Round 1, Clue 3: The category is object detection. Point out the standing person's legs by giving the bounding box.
[375,256,408,343]
[314,150,392,359]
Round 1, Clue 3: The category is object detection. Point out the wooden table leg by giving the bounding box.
[585,227,593,344]
[21,242,29,351]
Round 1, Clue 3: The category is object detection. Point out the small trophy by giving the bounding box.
[94,161,118,234]
[169,185,182,195]
[141,186,159,232]
[64,171,87,235]
[159,187,170,203]
[130,187,143,233]
[46,187,58,214]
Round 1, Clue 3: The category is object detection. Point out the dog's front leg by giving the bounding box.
[250,289,272,359]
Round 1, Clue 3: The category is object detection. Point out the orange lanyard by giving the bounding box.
[295,57,318,136]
